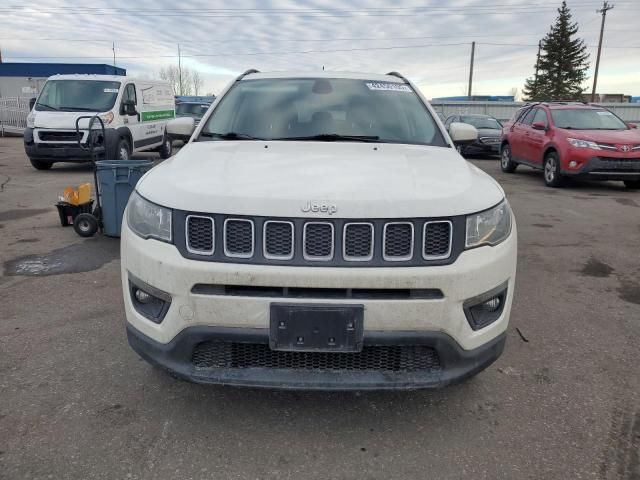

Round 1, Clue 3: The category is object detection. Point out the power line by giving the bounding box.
[0,28,630,44]
[4,41,639,62]
[2,3,637,18]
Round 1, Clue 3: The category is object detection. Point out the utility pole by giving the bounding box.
[112,42,116,67]
[591,1,614,102]
[178,44,183,96]
[467,41,475,99]
[533,41,542,99]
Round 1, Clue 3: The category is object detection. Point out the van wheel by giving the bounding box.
[543,152,564,188]
[623,180,640,189]
[116,138,131,160]
[29,158,53,170]
[158,135,172,159]
[500,144,517,173]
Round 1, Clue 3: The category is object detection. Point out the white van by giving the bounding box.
[24,75,175,170]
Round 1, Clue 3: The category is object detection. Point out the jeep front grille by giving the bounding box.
[186,215,214,255]
[224,219,254,258]
[192,342,442,373]
[343,223,374,261]
[303,222,334,260]
[178,212,460,267]
[383,222,414,261]
[263,221,294,260]
[423,221,452,259]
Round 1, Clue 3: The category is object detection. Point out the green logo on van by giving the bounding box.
[141,110,175,122]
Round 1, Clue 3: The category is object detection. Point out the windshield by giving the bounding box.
[36,80,121,112]
[176,103,209,117]
[460,115,502,129]
[551,109,628,130]
[200,78,446,146]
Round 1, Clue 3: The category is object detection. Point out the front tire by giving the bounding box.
[500,144,517,173]
[543,152,564,188]
[158,135,172,159]
[115,138,131,161]
[623,180,640,189]
[29,157,53,170]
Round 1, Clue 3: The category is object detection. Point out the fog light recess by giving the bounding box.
[129,273,172,324]
[463,282,508,331]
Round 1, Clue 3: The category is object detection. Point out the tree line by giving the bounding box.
[158,66,206,96]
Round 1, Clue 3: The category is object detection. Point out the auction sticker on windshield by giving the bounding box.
[366,82,412,92]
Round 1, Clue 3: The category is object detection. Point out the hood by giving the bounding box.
[565,128,640,145]
[138,141,505,218]
[32,110,104,129]
[476,128,502,137]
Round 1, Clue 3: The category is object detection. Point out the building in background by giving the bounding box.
[0,63,126,98]
[431,95,515,102]
[581,93,632,103]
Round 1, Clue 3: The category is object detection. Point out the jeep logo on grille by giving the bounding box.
[301,201,338,215]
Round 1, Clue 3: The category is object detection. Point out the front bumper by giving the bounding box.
[121,216,517,389]
[127,323,507,390]
[23,127,117,162]
[464,141,500,155]
[564,154,640,181]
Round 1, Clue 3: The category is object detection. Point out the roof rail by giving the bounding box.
[386,71,410,83]
[236,69,259,81]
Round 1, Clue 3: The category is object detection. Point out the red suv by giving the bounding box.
[500,103,640,188]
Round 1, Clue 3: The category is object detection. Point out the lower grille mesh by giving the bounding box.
[192,342,441,372]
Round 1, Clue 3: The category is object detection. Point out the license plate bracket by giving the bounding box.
[269,303,364,352]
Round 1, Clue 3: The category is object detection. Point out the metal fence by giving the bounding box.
[0,97,30,136]
[430,101,640,123]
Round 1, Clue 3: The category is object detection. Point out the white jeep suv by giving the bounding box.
[121,70,517,390]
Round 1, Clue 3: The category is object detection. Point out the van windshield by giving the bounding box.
[199,78,447,146]
[36,80,121,112]
[176,103,209,117]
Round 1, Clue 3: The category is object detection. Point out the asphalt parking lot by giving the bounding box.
[1,136,639,480]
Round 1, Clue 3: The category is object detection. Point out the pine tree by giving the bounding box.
[522,1,590,101]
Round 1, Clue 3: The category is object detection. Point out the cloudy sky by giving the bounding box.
[2,0,639,99]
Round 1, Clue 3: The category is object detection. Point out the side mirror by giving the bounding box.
[449,122,477,146]
[531,121,547,131]
[123,100,137,116]
[628,123,638,129]
[166,117,195,142]
[29,97,37,110]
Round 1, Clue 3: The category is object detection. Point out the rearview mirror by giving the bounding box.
[123,99,137,116]
[166,117,195,142]
[29,97,36,110]
[628,122,638,129]
[531,121,546,131]
[449,122,477,146]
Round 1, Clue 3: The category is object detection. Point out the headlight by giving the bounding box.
[567,137,600,149]
[26,113,35,128]
[99,111,114,125]
[466,200,512,249]
[127,191,172,243]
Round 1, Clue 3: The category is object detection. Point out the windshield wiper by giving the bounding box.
[200,132,264,140]
[35,102,59,111]
[274,133,381,143]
